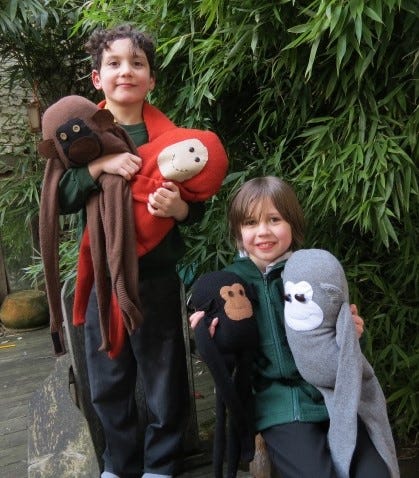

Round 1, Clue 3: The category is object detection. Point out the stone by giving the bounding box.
[0,289,49,329]
[27,353,100,478]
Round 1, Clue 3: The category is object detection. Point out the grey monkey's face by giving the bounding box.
[284,280,324,331]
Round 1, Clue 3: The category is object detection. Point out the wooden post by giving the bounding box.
[0,235,10,305]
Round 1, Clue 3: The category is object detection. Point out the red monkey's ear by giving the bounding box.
[37,139,58,159]
[92,109,115,131]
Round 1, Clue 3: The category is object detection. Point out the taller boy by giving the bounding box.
[58,25,206,478]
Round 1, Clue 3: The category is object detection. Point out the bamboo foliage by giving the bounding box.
[0,0,96,106]
[0,0,95,285]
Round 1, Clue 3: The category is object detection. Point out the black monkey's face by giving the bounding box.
[56,117,102,165]
[220,283,253,321]
[215,281,257,353]
[190,270,258,353]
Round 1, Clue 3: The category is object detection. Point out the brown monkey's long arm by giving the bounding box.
[39,159,67,355]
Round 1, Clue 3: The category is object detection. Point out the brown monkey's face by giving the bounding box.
[56,117,102,165]
[220,283,253,321]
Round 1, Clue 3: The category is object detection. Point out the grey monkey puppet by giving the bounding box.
[283,249,399,478]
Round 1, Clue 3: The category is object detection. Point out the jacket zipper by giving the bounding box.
[262,274,284,376]
[264,271,300,421]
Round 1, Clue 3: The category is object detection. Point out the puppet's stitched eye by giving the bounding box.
[295,294,306,303]
[59,132,67,141]
[238,289,244,296]
[284,293,291,302]
[228,290,234,297]
[189,147,195,152]
[72,124,81,133]
[194,156,201,163]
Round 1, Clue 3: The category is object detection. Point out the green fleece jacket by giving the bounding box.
[225,255,329,431]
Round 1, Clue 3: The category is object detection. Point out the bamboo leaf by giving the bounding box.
[305,37,321,78]
[336,34,347,73]
[364,6,383,24]
[354,14,362,44]
[159,35,188,68]
[287,24,309,34]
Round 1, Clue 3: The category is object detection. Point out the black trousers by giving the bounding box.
[262,419,390,478]
[84,272,189,478]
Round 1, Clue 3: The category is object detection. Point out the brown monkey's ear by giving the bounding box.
[92,109,115,130]
[38,139,58,159]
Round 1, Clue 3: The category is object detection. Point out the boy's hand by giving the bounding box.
[189,311,218,337]
[351,304,365,339]
[88,152,142,181]
[147,181,189,221]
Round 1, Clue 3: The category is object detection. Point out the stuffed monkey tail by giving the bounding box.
[234,352,256,463]
[38,160,67,355]
[213,391,226,478]
[99,174,143,334]
[194,320,255,476]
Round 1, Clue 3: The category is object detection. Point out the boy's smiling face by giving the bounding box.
[92,38,155,118]
[240,198,293,271]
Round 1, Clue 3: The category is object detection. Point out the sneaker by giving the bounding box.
[101,472,120,478]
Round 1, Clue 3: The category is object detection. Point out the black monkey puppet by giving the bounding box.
[189,271,258,478]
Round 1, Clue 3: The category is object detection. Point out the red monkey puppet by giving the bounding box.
[73,100,229,357]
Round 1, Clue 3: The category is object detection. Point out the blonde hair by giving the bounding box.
[228,176,305,251]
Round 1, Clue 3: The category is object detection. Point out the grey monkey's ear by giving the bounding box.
[38,139,58,159]
[320,283,343,304]
[92,109,116,130]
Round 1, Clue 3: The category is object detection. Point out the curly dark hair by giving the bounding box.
[85,24,156,73]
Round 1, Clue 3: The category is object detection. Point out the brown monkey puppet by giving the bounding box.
[189,271,258,478]
[38,95,143,356]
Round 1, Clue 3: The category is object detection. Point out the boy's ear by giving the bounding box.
[37,139,58,159]
[92,109,116,130]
